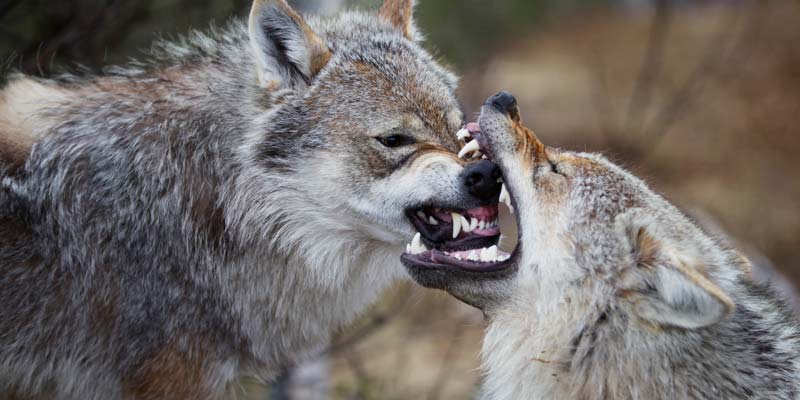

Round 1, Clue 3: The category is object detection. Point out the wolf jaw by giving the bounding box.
[0,0,482,398]
[402,118,522,277]
[407,92,800,400]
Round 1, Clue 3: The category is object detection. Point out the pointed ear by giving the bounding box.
[625,226,735,329]
[378,0,418,41]
[248,0,332,89]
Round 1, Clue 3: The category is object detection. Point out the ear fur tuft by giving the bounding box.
[248,0,332,89]
[624,220,735,329]
[378,0,418,41]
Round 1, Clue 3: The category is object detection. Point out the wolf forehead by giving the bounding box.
[307,14,464,137]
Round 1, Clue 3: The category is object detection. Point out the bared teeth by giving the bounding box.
[407,232,427,255]
[499,184,514,214]
[456,128,471,140]
[469,217,479,232]
[480,245,498,262]
[452,212,462,238]
[458,140,481,159]
[428,216,439,225]
[459,215,471,232]
[444,245,511,263]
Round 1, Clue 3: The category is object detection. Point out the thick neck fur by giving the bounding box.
[0,19,407,396]
[480,259,800,400]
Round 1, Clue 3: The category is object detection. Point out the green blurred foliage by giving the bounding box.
[0,0,605,75]
[415,0,606,68]
[352,0,608,69]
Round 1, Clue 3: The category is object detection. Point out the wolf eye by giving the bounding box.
[377,134,415,148]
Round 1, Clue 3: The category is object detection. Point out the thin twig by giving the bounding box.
[425,318,467,400]
[642,1,764,159]
[624,0,673,138]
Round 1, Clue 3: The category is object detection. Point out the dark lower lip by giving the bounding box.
[401,247,518,273]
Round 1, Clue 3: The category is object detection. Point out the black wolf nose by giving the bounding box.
[462,160,503,202]
[488,91,517,114]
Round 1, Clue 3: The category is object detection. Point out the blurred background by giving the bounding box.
[1,0,798,398]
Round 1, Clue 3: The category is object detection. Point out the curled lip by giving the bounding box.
[402,122,521,273]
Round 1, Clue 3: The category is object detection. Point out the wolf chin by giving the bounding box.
[0,0,472,398]
[403,93,800,400]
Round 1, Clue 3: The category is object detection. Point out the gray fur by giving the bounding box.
[0,1,468,398]
[442,100,800,400]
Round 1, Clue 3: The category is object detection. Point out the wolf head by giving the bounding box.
[233,1,505,286]
[405,92,747,332]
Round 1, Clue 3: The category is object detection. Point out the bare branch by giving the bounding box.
[624,0,673,138]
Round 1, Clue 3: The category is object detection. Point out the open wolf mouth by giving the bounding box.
[402,122,519,273]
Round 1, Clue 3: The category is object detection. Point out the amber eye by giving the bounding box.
[377,134,415,148]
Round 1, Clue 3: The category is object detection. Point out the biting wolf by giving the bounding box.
[403,92,800,400]
[0,1,506,398]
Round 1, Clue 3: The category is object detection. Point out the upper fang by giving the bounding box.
[458,140,481,159]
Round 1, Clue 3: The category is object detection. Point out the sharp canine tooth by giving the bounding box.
[452,213,462,238]
[460,215,471,232]
[458,140,481,159]
[500,184,514,214]
[469,217,478,231]
[411,232,424,254]
[417,211,426,219]
[428,216,439,225]
[456,128,471,140]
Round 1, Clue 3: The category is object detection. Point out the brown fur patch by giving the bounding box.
[379,0,415,40]
[127,341,210,400]
[249,0,332,82]
[509,116,547,171]
[635,228,660,268]
[407,146,465,173]
[0,134,30,174]
[494,101,547,170]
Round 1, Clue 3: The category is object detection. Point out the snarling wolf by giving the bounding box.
[403,92,800,400]
[0,0,505,398]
